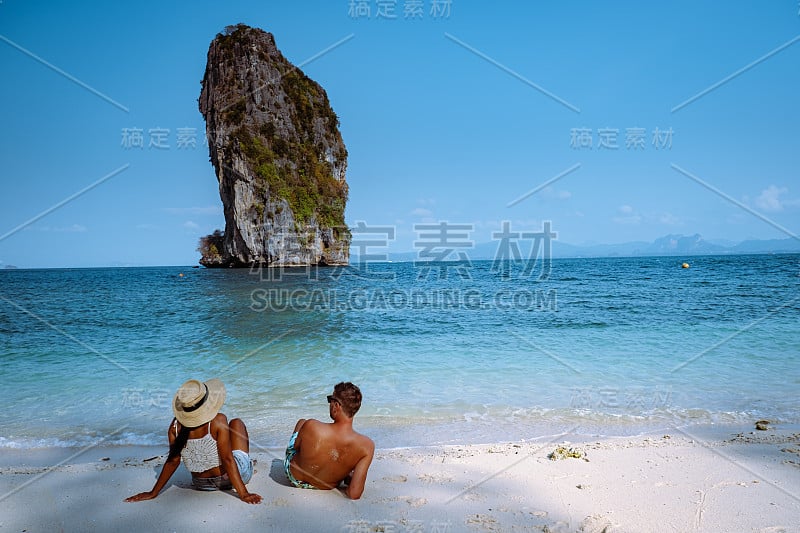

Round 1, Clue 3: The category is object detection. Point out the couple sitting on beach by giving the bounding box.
[126,379,374,504]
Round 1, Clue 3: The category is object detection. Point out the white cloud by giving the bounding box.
[478,219,542,233]
[613,215,642,225]
[164,206,222,216]
[511,219,544,228]
[541,186,572,200]
[659,213,681,225]
[755,185,787,212]
[26,224,87,233]
[613,205,640,224]
[183,220,200,230]
[411,207,433,217]
[55,224,87,232]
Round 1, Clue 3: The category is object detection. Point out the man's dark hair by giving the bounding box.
[333,382,362,418]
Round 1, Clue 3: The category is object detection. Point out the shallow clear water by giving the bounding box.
[1,254,798,448]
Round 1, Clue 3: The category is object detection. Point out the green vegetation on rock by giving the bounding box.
[232,126,347,230]
[198,23,351,266]
[197,229,225,265]
[215,23,348,231]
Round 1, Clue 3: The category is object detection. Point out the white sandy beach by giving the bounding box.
[1,425,798,533]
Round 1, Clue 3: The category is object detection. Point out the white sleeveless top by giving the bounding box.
[177,421,221,473]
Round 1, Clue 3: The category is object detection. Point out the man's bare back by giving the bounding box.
[285,383,374,499]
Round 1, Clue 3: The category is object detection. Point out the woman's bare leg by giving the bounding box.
[229,418,249,453]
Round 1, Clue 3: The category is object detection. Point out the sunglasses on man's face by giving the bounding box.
[327,395,340,404]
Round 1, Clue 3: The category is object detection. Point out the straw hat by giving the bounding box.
[172,378,226,427]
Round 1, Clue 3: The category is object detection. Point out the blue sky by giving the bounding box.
[0,0,798,267]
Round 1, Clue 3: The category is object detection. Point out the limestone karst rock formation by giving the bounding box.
[198,24,350,267]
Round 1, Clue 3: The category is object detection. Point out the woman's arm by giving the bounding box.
[214,415,262,504]
[125,420,181,502]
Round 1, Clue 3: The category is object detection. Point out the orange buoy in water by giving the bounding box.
[681,263,689,269]
[179,273,185,277]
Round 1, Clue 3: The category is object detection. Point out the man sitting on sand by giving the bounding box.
[285,382,374,499]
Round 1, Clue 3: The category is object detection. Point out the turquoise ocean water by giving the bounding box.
[1,254,798,449]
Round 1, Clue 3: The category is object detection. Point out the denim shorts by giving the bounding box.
[191,450,253,491]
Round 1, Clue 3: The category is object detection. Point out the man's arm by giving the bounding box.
[345,439,374,500]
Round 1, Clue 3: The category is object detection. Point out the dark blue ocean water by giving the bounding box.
[1,254,798,448]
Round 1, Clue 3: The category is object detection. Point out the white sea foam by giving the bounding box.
[2,257,799,449]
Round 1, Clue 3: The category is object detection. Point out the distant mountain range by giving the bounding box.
[354,234,800,262]
[548,234,800,258]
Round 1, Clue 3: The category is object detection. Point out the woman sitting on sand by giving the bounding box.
[126,378,262,504]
